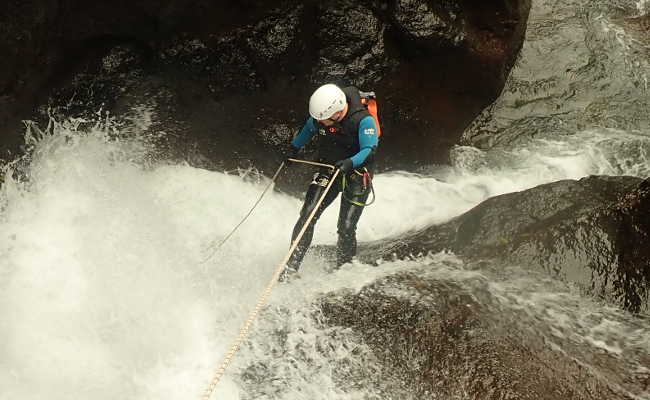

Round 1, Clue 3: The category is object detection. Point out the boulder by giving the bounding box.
[317,270,634,399]
[359,175,650,312]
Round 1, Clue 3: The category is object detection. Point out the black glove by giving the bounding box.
[279,144,299,163]
[334,158,353,173]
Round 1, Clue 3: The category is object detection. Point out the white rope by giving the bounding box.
[201,168,341,400]
[287,158,336,170]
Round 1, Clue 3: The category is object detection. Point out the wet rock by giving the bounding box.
[462,0,650,150]
[317,270,632,399]
[392,0,464,49]
[620,15,650,45]
[49,45,149,117]
[311,1,392,87]
[593,178,650,312]
[359,175,650,312]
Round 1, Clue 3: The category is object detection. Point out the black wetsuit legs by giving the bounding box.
[286,171,370,271]
[336,173,370,266]
[286,173,340,271]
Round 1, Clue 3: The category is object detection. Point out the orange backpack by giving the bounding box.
[359,91,382,137]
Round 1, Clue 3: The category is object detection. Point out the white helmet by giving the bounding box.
[309,84,346,120]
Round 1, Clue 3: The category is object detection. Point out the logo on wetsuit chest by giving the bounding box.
[319,126,340,136]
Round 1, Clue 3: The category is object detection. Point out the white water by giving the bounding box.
[0,116,649,399]
[346,127,650,241]
[3,0,648,397]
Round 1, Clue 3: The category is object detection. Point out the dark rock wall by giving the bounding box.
[0,0,531,180]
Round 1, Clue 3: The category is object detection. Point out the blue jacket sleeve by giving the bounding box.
[291,117,317,149]
[350,116,379,168]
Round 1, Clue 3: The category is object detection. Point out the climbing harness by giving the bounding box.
[289,158,376,207]
[201,162,287,263]
[341,168,375,207]
[202,166,340,400]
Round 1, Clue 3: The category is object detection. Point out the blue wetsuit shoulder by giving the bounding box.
[350,116,379,168]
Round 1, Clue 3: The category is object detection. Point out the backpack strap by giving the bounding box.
[359,91,382,138]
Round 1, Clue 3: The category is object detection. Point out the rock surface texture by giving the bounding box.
[0,0,531,180]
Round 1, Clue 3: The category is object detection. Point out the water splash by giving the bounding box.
[485,265,650,400]
[2,98,650,400]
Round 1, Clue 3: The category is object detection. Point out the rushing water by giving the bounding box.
[1,0,649,399]
[1,115,648,400]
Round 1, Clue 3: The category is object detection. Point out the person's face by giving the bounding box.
[318,110,343,126]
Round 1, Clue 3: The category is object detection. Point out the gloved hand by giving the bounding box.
[334,158,353,173]
[279,144,299,163]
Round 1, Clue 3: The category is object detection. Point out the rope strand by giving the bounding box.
[201,168,341,400]
[201,163,286,263]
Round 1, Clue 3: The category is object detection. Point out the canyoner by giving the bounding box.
[203,83,383,397]
[202,84,383,275]
[278,83,382,281]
